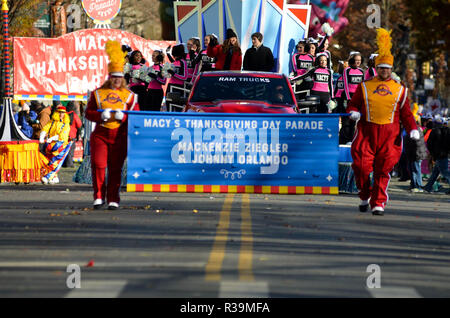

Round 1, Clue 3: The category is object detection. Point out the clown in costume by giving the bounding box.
[85,40,139,210]
[347,28,420,215]
[39,105,72,184]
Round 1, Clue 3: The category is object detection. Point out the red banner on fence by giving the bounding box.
[13,29,175,100]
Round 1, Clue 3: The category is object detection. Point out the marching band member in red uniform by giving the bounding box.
[347,28,419,215]
[85,40,139,210]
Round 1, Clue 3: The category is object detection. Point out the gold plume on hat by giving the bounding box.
[375,28,394,67]
[412,103,420,122]
[105,40,127,75]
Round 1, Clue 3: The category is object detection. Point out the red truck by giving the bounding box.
[166,71,300,113]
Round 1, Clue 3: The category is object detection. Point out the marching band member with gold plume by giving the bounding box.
[347,28,419,216]
[85,40,139,210]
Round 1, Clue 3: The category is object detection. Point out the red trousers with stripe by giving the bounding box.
[90,125,127,204]
[351,121,402,209]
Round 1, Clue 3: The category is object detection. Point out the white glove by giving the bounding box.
[101,108,112,121]
[410,129,420,141]
[115,110,124,121]
[47,135,59,142]
[349,111,361,121]
[39,131,46,143]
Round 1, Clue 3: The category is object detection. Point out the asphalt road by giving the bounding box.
[0,165,449,300]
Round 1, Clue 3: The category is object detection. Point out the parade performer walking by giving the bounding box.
[317,23,334,69]
[347,28,419,215]
[186,34,217,76]
[340,51,365,144]
[291,41,315,100]
[186,37,202,82]
[124,50,148,110]
[165,44,188,112]
[85,40,139,210]
[306,38,318,57]
[333,61,347,115]
[198,34,216,72]
[144,49,166,111]
[39,104,72,184]
[343,52,364,101]
[291,53,334,113]
[365,54,378,81]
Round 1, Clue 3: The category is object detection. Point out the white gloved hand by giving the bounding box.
[410,129,420,141]
[349,111,361,121]
[101,108,112,121]
[115,110,124,121]
[39,131,46,143]
[47,135,59,142]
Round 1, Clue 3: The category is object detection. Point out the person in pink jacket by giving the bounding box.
[291,53,334,113]
[340,52,365,144]
[166,44,188,112]
[145,50,167,111]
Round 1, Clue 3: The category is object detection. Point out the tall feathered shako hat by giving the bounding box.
[106,40,127,77]
[375,28,393,68]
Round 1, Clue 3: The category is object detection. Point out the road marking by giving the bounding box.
[219,281,269,298]
[205,193,234,281]
[65,280,127,298]
[368,286,422,298]
[239,193,254,281]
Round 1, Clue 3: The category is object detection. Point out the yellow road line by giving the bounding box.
[239,193,254,281]
[205,193,234,281]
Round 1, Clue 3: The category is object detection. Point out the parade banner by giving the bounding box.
[127,112,339,194]
[13,29,175,101]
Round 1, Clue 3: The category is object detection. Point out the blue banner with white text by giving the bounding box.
[127,112,340,193]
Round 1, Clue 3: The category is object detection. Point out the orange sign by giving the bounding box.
[82,0,122,23]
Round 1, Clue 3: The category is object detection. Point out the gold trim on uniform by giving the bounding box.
[361,78,404,125]
[95,88,134,129]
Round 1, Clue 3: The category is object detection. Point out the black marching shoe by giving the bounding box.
[359,199,369,212]
[372,206,384,216]
[93,199,104,210]
[108,202,119,210]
